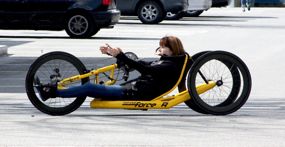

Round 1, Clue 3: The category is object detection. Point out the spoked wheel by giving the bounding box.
[25,52,89,115]
[187,51,251,115]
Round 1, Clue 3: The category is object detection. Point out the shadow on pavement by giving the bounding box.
[0,40,32,48]
[185,15,278,19]
[0,98,284,119]
[119,22,232,27]
[119,15,282,29]
[119,21,285,29]
[0,36,160,40]
[120,15,278,22]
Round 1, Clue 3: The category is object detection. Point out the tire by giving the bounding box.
[184,10,204,17]
[65,13,99,38]
[183,51,241,112]
[186,51,251,115]
[137,1,166,24]
[25,51,89,115]
[178,51,210,114]
[165,11,184,20]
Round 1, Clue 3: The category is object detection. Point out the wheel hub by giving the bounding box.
[68,15,88,35]
[74,22,82,30]
[142,5,157,20]
[216,80,223,87]
[148,11,152,16]
[50,68,62,84]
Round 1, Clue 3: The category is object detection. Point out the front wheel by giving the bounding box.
[187,51,251,115]
[137,1,166,24]
[25,51,89,115]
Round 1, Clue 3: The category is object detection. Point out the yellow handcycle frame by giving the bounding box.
[57,55,217,110]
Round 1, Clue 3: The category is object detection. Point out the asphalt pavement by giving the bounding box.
[0,8,285,146]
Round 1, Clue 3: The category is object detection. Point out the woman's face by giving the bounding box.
[156,46,173,56]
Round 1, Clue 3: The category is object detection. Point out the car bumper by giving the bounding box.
[92,9,120,28]
[187,0,212,10]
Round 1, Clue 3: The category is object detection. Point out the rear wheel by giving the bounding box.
[187,51,251,115]
[26,51,89,115]
[137,1,166,24]
[179,51,210,114]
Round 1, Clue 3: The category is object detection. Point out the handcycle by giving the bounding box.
[25,50,252,116]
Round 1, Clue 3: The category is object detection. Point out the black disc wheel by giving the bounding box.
[137,0,165,24]
[178,51,210,114]
[25,51,89,115]
[65,13,99,38]
[187,51,251,115]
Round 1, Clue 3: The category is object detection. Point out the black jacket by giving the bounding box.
[116,52,186,100]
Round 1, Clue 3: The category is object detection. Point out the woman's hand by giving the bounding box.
[108,47,122,57]
[100,44,122,57]
[100,44,109,55]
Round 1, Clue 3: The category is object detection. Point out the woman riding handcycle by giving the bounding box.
[26,36,252,116]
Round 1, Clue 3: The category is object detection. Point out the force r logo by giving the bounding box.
[123,102,156,108]
[135,102,156,108]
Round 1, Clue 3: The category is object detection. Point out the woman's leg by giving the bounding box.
[57,82,125,99]
[241,0,246,11]
[247,0,252,10]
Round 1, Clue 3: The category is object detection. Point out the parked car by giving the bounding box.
[166,0,212,19]
[0,0,120,38]
[254,0,284,6]
[116,0,188,24]
[167,0,228,19]
[212,0,229,7]
[185,0,229,17]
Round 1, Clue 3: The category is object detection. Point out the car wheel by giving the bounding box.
[65,13,99,38]
[184,10,204,17]
[165,12,184,20]
[137,1,165,24]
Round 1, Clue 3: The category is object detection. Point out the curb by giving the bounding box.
[0,45,8,56]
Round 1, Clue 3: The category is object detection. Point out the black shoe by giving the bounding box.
[36,84,57,101]
[34,76,57,101]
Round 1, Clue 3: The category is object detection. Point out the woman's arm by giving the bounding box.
[100,44,154,74]
[100,44,173,75]
[116,52,152,74]
[116,52,177,76]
